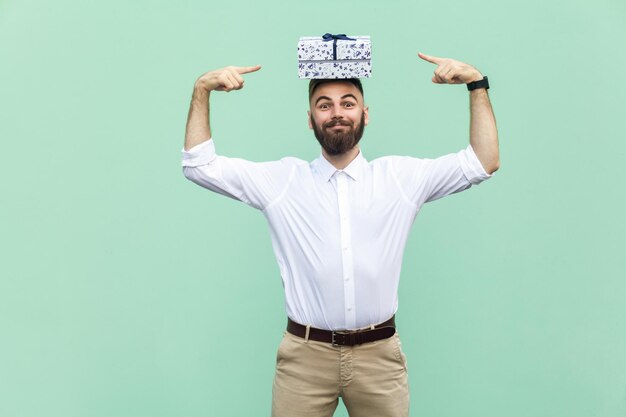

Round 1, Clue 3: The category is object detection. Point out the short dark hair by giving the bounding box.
[308,78,364,102]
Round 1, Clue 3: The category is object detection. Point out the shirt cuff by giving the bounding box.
[181,139,216,167]
[458,144,493,185]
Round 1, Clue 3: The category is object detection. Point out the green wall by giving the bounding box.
[1,0,625,416]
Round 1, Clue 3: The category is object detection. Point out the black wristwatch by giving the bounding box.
[467,76,489,91]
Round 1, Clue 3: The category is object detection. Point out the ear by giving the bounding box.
[363,106,369,126]
[307,110,313,130]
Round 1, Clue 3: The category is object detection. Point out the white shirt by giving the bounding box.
[182,139,491,330]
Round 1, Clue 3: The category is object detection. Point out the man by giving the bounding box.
[181,52,499,417]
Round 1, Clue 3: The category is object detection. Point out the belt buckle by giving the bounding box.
[331,330,348,347]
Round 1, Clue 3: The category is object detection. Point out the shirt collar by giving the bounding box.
[314,149,367,182]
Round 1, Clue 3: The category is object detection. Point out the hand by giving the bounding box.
[418,53,482,85]
[195,65,262,92]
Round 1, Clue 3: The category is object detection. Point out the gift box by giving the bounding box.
[298,34,371,79]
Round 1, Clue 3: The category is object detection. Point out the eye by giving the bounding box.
[344,102,355,108]
[319,103,330,110]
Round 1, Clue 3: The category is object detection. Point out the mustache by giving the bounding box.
[323,119,353,129]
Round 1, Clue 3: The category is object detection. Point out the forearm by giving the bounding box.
[184,86,212,151]
[417,52,500,174]
[469,88,499,174]
[182,65,260,151]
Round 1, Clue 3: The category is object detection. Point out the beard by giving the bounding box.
[311,111,365,156]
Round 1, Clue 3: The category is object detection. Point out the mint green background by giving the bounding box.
[2,0,625,416]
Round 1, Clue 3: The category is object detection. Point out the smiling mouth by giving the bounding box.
[326,121,351,129]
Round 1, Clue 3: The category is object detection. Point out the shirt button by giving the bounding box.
[347,307,352,311]
[344,276,350,281]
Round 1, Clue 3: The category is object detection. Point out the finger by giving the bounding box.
[434,63,447,82]
[442,65,466,84]
[224,72,242,91]
[448,70,464,84]
[418,52,444,65]
[218,73,235,91]
[440,65,456,83]
[235,65,262,74]
[432,70,448,84]
[433,63,449,83]
[225,69,244,90]
[230,70,245,87]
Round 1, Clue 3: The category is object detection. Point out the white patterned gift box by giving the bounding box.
[298,34,371,79]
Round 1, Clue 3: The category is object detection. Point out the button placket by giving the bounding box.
[336,172,356,329]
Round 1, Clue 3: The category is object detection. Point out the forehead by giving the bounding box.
[310,81,364,104]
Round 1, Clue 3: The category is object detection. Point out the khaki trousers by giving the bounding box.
[271,329,409,417]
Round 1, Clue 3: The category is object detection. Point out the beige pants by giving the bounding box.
[271,329,409,417]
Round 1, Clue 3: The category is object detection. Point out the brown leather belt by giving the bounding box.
[287,316,396,346]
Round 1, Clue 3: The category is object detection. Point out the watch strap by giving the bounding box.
[467,76,489,91]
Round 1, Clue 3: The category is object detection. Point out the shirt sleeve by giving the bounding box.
[181,139,296,211]
[392,144,493,206]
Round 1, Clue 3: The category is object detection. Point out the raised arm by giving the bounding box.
[418,53,499,174]
[184,65,261,151]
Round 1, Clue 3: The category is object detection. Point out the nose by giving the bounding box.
[330,106,344,119]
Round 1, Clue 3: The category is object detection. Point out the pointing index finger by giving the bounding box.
[418,52,443,65]
[235,65,262,74]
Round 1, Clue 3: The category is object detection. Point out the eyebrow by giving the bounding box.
[314,94,359,106]
[314,95,332,106]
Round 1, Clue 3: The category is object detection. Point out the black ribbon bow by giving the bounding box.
[322,33,356,60]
